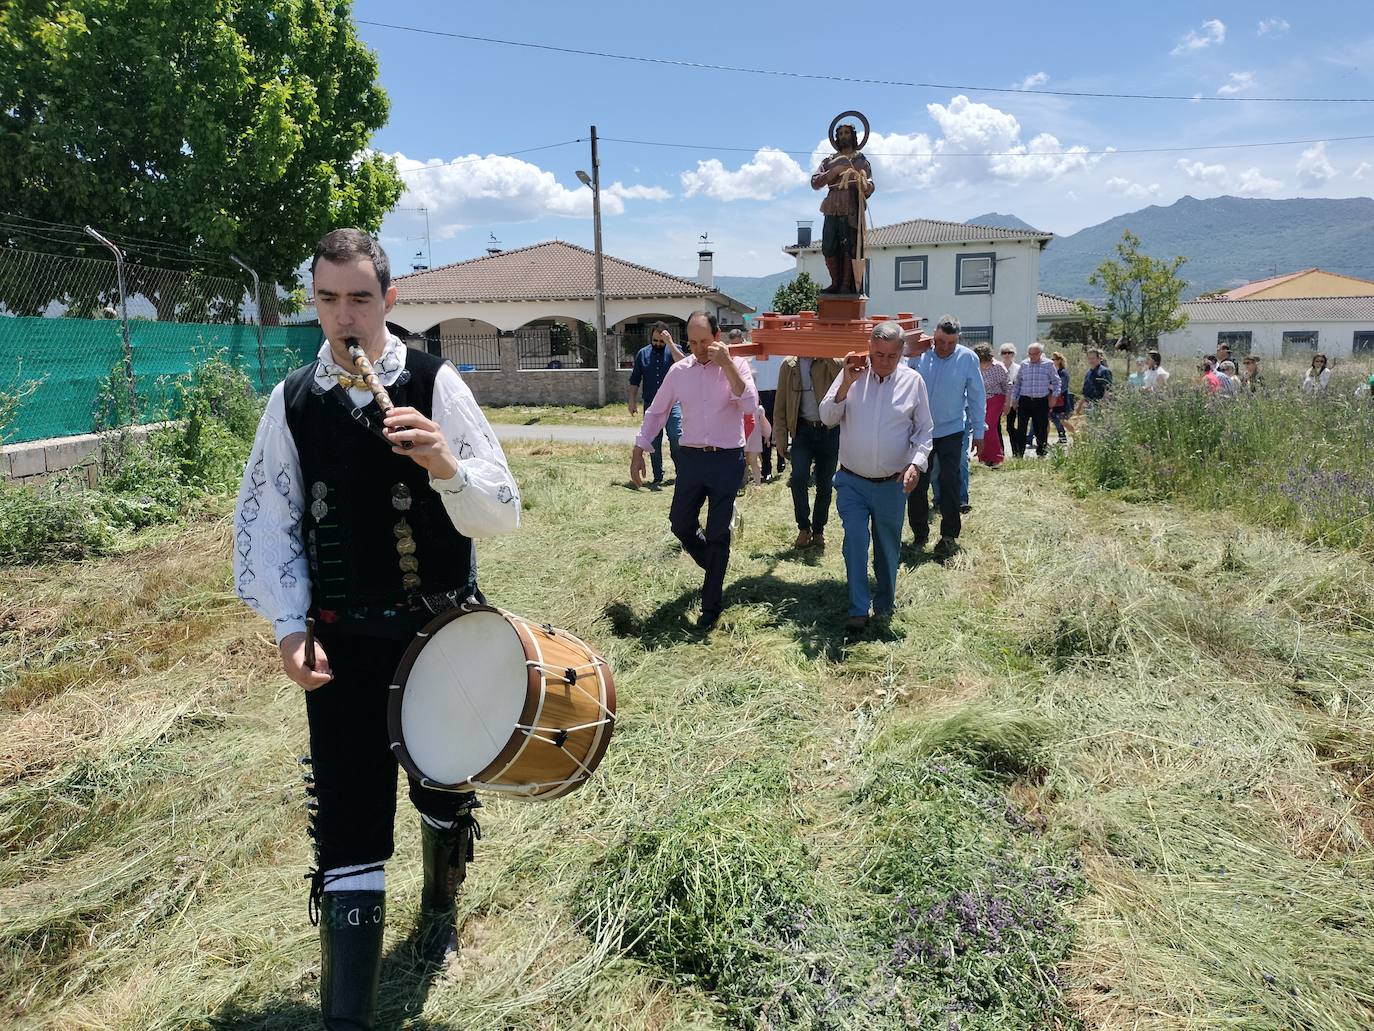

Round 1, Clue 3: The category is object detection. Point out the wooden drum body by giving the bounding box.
[387,604,615,799]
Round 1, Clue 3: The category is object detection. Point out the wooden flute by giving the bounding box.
[345,337,412,449]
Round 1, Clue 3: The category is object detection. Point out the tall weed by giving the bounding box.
[1063,381,1374,554]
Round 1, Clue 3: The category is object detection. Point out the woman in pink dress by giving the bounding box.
[974,343,1008,467]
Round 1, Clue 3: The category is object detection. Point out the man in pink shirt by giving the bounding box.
[631,311,758,631]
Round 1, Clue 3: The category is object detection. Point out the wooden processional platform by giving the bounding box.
[729,296,926,358]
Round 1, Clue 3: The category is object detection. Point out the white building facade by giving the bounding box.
[783,218,1052,349]
[1157,297,1374,360]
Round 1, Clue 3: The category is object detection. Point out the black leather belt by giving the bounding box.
[839,465,902,483]
[681,445,742,453]
[797,418,826,429]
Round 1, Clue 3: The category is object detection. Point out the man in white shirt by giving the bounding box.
[821,321,934,633]
[232,229,520,1026]
[747,338,783,480]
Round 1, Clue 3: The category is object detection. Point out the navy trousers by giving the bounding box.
[909,431,965,541]
[669,447,744,618]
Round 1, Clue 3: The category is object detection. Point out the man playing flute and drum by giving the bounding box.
[232,228,520,1029]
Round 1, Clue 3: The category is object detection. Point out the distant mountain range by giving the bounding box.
[714,270,794,312]
[965,212,1043,234]
[1039,195,1374,299]
[715,196,1374,307]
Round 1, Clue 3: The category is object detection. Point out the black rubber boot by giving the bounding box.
[318,890,385,1030]
[416,803,481,965]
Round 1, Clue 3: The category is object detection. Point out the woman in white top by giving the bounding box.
[1141,350,1170,392]
[1302,353,1330,393]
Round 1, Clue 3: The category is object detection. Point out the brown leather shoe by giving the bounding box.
[844,615,869,633]
[811,532,826,550]
[793,529,812,549]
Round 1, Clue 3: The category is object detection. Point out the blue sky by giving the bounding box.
[359,1,1374,279]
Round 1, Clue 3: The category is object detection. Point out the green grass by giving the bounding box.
[483,403,639,427]
[2,443,1373,1029]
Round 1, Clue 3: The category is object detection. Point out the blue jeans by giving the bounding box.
[788,422,840,533]
[649,403,682,482]
[834,469,905,617]
[930,429,970,507]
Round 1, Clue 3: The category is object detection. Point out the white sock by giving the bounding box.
[323,862,385,893]
[421,813,456,830]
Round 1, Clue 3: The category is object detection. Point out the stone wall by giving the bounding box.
[415,335,633,408]
[2,424,165,486]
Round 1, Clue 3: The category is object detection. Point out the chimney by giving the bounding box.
[796,220,813,248]
[697,233,714,289]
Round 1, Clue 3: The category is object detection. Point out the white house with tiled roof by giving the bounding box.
[784,217,1053,349]
[384,240,752,406]
[1158,296,1374,360]
[390,240,750,339]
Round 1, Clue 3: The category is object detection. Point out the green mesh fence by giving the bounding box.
[0,316,321,443]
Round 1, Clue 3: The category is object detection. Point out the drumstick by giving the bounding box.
[303,617,317,671]
[345,337,412,449]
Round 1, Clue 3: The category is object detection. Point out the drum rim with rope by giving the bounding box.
[387,603,616,799]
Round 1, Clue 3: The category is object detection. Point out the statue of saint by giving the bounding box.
[811,113,875,295]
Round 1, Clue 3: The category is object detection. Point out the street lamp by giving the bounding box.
[576,125,607,407]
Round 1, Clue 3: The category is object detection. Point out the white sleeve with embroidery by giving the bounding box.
[429,365,522,537]
[232,385,311,644]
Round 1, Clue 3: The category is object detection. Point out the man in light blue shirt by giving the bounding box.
[907,315,984,560]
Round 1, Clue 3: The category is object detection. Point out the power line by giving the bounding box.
[602,132,1374,160]
[393,139,583,176]
[356,19,1374,104]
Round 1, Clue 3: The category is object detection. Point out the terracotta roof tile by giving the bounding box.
[393,240,747,306]
[1181,296,1374,321]
[787,217,1052,252]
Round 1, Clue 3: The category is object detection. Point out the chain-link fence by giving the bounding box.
[0,244,321,443]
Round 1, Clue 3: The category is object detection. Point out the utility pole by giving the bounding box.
[577,126,608,406]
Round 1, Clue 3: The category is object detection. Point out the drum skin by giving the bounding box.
[388,605,615,800]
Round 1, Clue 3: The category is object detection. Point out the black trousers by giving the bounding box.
[821,213,855,261]
[306,625,478,872]
[757,390,777,478]
[669,447,744,618]
[1014,396,1051,457]
[908,431,964,541]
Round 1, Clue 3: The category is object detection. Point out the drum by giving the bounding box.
[388,604,615,799]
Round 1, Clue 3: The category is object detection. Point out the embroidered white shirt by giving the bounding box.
[232,335,520,642]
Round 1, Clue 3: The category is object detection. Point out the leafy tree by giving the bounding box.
[770,271,820,315]
[0,1,402,317]
[1086,231,1189,371]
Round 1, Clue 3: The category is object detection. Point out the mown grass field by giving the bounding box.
[3,442,1374,1030]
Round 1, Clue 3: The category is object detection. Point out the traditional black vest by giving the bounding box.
[282,348,473,634]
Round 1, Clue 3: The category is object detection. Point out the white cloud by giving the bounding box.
[1172,19,1227,55]
[1177,158,1281,194]
[1105,176,1162,201]
[1217,71,1256,95]
[606,181,671,201]
[930,95,1098,181]
[680,147,806,201]
[1354,161,1372,181]
[1016,71,1049,91]
[1257,18,1290,36]
[800,96,1098,193]
[1296,142,1337,187]
[385,151,666,233]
